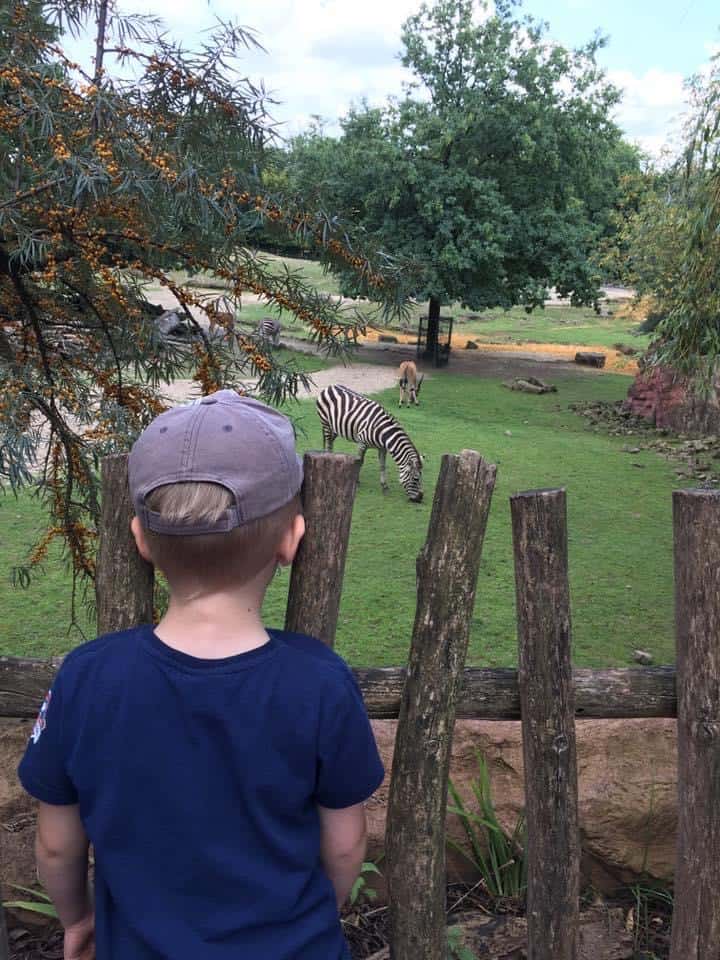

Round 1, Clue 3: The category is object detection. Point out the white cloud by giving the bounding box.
[58,1,715,156]
[609,67,690,157]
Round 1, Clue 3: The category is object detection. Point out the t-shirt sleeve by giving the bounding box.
[18,667,78,806]
[315,673,385,809]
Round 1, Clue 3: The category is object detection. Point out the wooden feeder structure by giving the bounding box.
[417,313,453,367]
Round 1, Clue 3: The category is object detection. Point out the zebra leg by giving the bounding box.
[322,428,336,452]
[356,443,368,464]
[378,448,388,492]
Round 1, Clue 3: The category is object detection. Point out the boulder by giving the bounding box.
[366,718,677,890]
[2,717,678,901]
[624,364,720,436]
[154,309,190,338]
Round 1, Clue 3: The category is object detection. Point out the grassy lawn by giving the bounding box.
[1,367,678,669]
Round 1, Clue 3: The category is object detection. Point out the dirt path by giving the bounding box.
[160,362,401,405]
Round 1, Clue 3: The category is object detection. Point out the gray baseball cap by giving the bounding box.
[128,390,303,535]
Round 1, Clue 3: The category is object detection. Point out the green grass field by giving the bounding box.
[1,367,678,669]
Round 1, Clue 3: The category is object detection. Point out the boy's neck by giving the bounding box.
[154,582,271,660]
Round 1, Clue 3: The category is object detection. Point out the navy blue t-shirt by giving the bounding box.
[18,625,384,960]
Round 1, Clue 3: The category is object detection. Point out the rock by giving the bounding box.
[503,377,557,394]
[504,430,512,437]
[621,446,641,454]
[365,719,678,890]
[624,363,720,437]
[1,717,679,901]
[633,649,654,665]
[378,334,398,344]
[154,309,191,338]
[575,352,607,368]
[613,343,639,357]
[465,340,479,349]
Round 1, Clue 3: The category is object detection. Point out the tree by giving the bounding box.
[0,0,406,608]
[283,0,639,357]
[649,55,720,376]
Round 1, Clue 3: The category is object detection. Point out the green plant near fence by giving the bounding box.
[3,883,58,918]
[447,752,527,900]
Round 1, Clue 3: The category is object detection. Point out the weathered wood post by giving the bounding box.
[669,489,720,959]
[511,488,579,960]
[385,450,497,960]
[0,897,7,960]
[95,453,154,634]
[285,451,360,647]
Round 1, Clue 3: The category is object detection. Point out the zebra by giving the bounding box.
[257,316,281,347]
[398,360,424,407]
[316,384,423,502]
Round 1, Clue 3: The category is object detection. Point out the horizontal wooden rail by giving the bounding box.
[1,657,677,720]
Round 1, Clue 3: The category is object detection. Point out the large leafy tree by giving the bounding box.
[649,57,720,376]
[0,0,406,599]
[284,0,638,355]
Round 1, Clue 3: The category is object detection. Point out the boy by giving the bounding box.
[18,390,385,960]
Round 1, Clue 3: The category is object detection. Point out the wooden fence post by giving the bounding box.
[669,489,720,959]
[511,488,579,960]
[0,898,7,960]
[95,453,154,634]
[284,451,359,647]
[385,450,497,960]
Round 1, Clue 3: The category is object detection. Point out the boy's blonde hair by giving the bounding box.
[143,481,301,587]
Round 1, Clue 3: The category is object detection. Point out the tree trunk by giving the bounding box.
[424,295,441,363]
[93,0,109,85]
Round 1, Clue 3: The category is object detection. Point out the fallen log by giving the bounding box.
[575,351,606,368]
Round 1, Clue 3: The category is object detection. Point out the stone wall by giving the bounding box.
[2,716,678,903]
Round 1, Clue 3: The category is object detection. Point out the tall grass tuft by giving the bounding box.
[447,752,527,900]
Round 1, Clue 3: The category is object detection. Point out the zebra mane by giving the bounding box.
[335,384,422,463]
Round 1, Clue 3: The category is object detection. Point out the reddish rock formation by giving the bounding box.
[624,363,720,436]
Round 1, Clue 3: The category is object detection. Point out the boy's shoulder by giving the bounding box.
[269,629,358,691]
[57,625,147,679]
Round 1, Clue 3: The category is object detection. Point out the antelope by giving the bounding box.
[398,360,424,407]
[206,294,238,340]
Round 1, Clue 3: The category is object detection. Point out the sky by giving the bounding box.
[62,0,720,159]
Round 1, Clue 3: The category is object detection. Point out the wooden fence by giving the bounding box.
[1,450,719,960]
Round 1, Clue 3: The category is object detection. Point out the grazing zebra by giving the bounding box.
[316,384,423,502]
[257,316,281,346]
[398,360,424,407]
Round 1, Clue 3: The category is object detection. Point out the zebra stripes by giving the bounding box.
[316,384,423,502]
[257,316,281,346]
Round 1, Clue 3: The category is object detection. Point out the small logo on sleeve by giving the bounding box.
[31,690,52,744]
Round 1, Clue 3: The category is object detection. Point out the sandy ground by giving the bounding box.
[159,362,401,405]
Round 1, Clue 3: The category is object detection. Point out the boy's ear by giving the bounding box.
[130,516,154,564]
[275,512,306,567]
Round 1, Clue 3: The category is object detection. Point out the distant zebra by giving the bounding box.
[317,384,423,502]
[257,316,281,346]
[398,360,424,407]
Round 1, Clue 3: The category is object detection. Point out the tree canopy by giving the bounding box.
[0,0,407,600]
[283,0,639,334]
[651,59,720,376]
